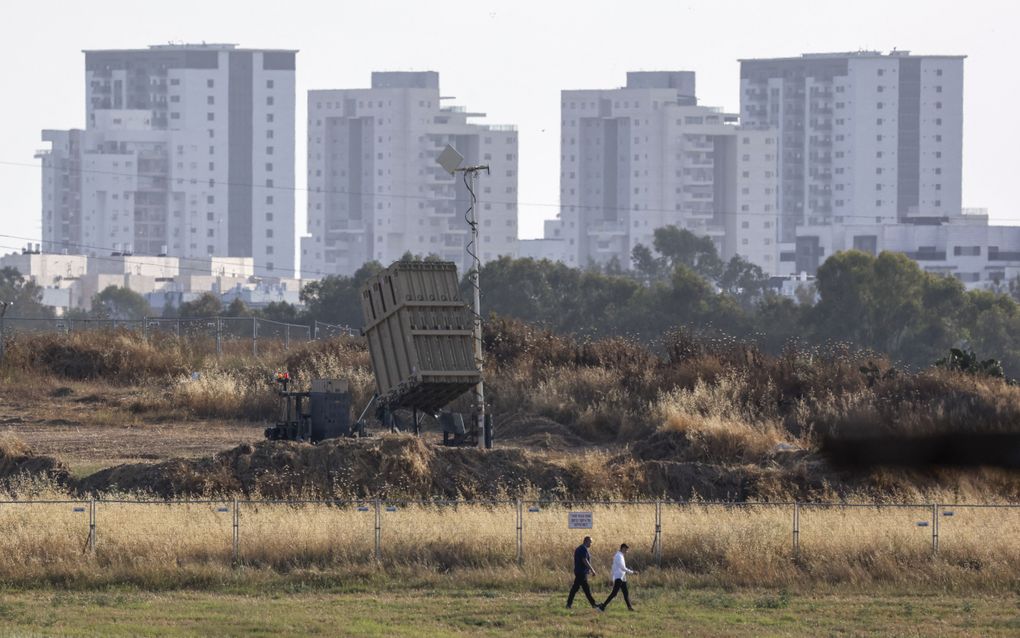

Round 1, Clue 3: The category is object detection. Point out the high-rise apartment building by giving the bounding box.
[550,72,780,274]
[739,51,965,254]
[302,72,518,277]
[38,44,296,277]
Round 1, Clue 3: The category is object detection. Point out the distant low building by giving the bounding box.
[791,210,1020,289]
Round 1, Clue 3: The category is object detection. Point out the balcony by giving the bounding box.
[906,250,947,261]
[587,220,628,235]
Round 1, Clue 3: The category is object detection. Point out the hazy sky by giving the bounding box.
[1,0,1016,264]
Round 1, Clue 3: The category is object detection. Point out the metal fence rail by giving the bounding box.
[0,498,1017,569]
[0,316,346,356]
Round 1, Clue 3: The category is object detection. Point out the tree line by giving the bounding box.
[6,226,1020,375]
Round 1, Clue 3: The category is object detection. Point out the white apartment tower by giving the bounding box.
[38,44,296,277]
[302,72,518,277]
[552,72,780,274]
[739,51,965,271]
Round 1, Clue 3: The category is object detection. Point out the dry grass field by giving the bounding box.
[0,496,1017,591]
[0,326,1018,595]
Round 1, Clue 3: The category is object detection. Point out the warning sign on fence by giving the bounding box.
[568,512,593,529]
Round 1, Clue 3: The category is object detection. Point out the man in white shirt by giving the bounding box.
[597,543,636,612]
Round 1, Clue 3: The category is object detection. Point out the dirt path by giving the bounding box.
[0,381,264,474]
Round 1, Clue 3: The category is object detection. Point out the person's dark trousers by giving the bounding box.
[601,578,632,610]
[566,574,597,608]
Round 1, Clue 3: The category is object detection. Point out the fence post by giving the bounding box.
[515,499,523,565]
[252,317,258,358]
[285,324,290,351]
[654,499,662,567]
[314,321,319,341]
[792,502,800,557]
[932,504,939,555]
[88,498,97,553]
[216,318,223,358]
[232,497,240,566]
[175,318,180,339]
[142,316,148,341]
[374,499,382,563]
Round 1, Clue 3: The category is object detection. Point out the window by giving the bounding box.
[266,213,274,221]
[267,114,274,123]
[207,96,214,105]
[266,96,274,106]
[207,79,214,88]
[266,79,274,89]
[207,113,214,121]
[206,195,215,204]
[266,246,274,255]
[266,229,274,238]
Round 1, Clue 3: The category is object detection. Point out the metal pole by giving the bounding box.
[216,317,222,358]
[285,324,290,351]
[232,497,240,566]
[142,316,148,341]
[175,318,180,339]
[655,500,663,565]
[252,317,258,358]
[793,502,800,557]
[932,504,939,555]
[89,498,97,552]
[0,301,10,365]
[314,320,319,341]
[374,499,382,563]
[516,499,523,565]
[468,170,486,450]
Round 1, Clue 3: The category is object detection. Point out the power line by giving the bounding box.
[3,157,1004,223]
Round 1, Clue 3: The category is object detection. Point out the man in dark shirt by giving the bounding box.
[566,536,599,609]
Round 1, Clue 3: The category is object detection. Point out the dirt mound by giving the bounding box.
[496,413,590,450]
[0,435,70,486]
[76,435,628,500]
[73,434,846,501]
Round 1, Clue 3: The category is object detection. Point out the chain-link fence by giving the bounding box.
[1,499,1017,572]
[0,316,325,356]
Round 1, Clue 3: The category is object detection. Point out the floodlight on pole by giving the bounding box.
[437,143,490,450]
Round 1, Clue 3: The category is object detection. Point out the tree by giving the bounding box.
[221,297,251,318]
[0,267,54,319]
[630,243,664,284]
[719,256,770,309]
[300,261,383,328]
[260,301,300,323]
[652,226,724,280]
[91,286,150,320]
[178,293,222,318]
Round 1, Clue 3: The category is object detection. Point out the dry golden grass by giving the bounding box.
[0,493,1017,589]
